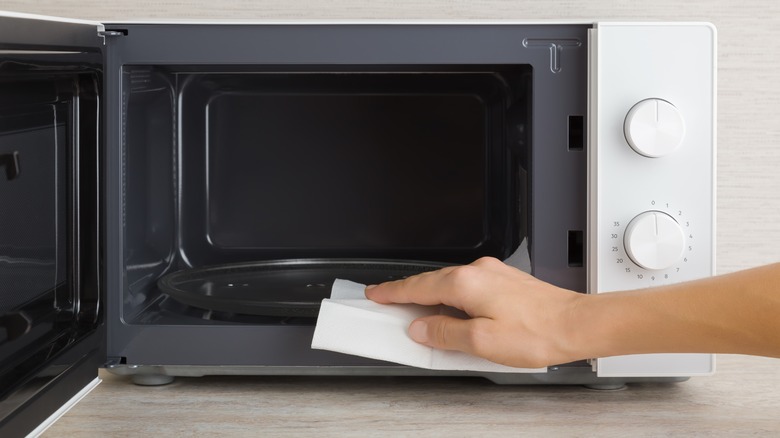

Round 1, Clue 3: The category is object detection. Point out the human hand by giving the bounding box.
[365,257,588,368]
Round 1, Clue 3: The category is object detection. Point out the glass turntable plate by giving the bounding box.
[157,259,447,317]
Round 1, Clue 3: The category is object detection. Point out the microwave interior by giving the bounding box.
[124,64,530,324]
[106,24,589,368]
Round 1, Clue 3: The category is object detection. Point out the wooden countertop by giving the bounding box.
[43,354,780,436]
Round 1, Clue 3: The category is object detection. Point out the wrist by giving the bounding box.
[562,292,625,362]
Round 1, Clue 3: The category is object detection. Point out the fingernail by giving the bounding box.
[365,284,377,290]
[408,320,429,343]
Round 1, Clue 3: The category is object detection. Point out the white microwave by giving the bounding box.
[0,12,715,435]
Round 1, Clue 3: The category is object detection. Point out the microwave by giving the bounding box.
[0,12,716,435]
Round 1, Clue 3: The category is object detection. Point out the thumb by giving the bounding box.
[408,315,485,356]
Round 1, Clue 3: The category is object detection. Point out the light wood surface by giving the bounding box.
[42,355,780,437]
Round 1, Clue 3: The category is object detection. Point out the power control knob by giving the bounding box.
[624,99,685,158]
[624,211,686,271]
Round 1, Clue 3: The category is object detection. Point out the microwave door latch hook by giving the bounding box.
[522,38,582,74]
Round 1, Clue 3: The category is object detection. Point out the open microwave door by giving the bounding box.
[0,11,104,436]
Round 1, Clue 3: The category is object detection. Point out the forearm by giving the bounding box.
[574,263,780,360]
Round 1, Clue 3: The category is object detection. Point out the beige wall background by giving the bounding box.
[1,0,777,274]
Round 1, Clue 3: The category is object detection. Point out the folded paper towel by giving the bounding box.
[311,279,545,373]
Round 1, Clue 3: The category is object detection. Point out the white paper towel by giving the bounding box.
[504,237,532,274]
[311,279,545,373]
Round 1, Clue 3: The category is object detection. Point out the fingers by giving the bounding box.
[407,315,491,357]
[365,265,483,311]
[365,257,509,312]
[364,266,454,304]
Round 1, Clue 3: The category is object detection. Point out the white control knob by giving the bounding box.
[624,99,685,158]
[624,211,686,271]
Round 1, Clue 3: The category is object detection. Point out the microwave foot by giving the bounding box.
[132,374,175,386]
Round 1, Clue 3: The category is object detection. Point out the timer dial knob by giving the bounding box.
[624,99,685,158]
[624,211,686,271]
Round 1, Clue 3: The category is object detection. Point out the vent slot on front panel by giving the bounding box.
[568,230,584,267]
[568,115,584,151]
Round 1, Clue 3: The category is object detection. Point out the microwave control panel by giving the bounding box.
[588,23,716,377]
